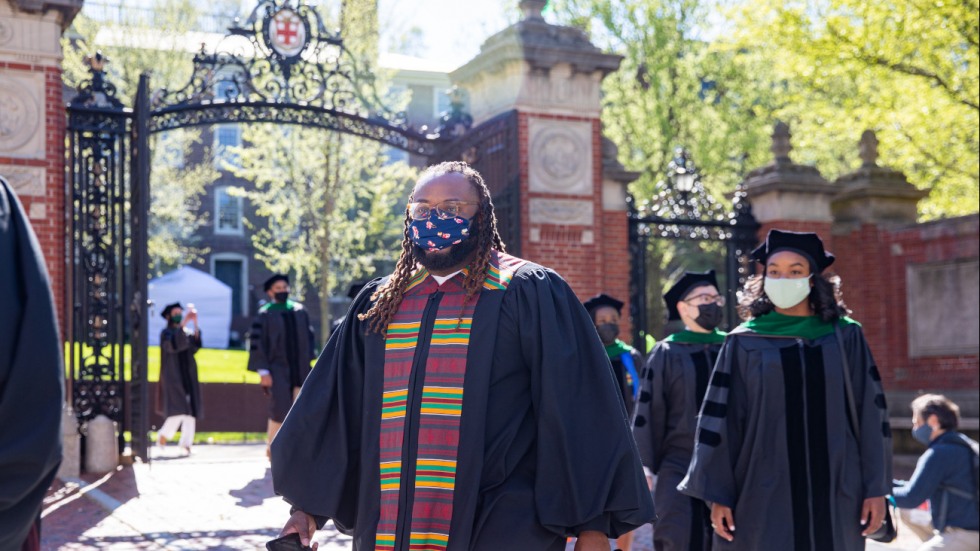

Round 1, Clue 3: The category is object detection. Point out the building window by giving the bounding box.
[215,186,244,235]
[435,87,451,119]
[213,124,241,170]
[212,254,248,316]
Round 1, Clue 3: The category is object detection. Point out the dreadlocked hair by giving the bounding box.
[358,161,506,335]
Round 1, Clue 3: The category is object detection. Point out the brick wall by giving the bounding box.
[0,61,65,333]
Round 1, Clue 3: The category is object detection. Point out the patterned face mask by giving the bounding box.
[410,213,471,252]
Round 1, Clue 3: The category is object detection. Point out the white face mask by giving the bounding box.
[764,275,812,309]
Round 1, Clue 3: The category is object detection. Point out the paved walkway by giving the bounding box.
[42,444,924,550]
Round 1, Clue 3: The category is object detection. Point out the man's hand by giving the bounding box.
[260,373,273,388]
[860,496,886,537]
[573,530,608,551]
[280,510,318,549]
[710,503,735,542]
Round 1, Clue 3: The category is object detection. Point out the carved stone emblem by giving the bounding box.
[0,78,40,151]
[529,119,593,195]
[0,20,12,46]
[269,9,307,58]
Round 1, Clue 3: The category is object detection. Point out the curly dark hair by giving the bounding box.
[358,161,506,334]
[737,272,851,323]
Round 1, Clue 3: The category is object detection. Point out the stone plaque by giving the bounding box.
[907,258,980,357]
[0,71,43,159]
[528,198,594,226]
[0,164,45,196]
[528,118,593,195]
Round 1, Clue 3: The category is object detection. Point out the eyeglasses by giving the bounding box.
[408,201,478,221]
[683,293,726,306]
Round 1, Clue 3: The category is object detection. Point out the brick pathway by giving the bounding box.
[41,444,924,550]
[42,444,352,550]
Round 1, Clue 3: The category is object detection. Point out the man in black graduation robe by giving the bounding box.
[0,177,63,550]
[679,230,891,551]
[247,274,315,453]
[271,162,653,551]
[634,270,727,551]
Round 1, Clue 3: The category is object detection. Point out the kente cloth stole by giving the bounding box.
[376,251,524,551]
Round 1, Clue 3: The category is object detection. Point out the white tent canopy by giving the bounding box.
[148,266,232,349]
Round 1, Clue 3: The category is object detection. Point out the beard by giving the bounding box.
[413,220,481,272]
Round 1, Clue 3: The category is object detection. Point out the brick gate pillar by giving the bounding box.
[451,0,631,308]
[830,130,930,403]
[0,0,83,333]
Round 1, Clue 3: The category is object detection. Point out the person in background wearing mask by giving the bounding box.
[247,274,316,458]
[633,270,727,551]
[680,229,891,550]
[157,302,202,455]
[892,394,979,551]
[583,293,645,419]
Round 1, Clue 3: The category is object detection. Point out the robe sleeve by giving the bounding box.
[0,181,63,550]
[512,267,654,538]
[844,324,892,499]
[247,313,269,373]
[678,336,742,508]
[191,330,202,353]
[634,343,669,474]
[270,281,378,533]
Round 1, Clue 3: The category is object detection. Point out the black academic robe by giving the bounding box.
[634,340,722,551]
[157,327,203,418]
[679,324,892,551]
[247,303,315,422]
[271,261,654,551]
[609,347,645,418]
[0,179,63,550]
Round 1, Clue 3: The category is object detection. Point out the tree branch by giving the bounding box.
[826,23,979,112]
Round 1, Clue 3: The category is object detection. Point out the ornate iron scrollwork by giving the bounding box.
[146,0,467,154]
[67,53,128,426]
[628,149,760,341]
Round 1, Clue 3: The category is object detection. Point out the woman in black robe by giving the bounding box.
[156,302,202,455]
[679,229,891,551]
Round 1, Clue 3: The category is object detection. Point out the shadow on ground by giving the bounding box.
[228,467,275,507]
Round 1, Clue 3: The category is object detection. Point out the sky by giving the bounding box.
[377,0,516,68]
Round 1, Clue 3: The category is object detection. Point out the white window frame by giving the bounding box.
[213,124,242,170]
[214,186,244,236]
[210,253,249,316]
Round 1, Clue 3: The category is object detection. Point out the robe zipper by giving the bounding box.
[797,338,817,551]
[395,291,442,551]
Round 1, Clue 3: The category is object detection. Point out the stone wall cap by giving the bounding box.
[742,163,836,197]
[832,182,929,204]
[890,212,979,235]
[13,0,84,29]
[452,18,623,83]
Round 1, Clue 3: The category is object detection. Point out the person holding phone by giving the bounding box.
[157,302,202,455]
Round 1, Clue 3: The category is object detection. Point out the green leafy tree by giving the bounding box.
[61,0,225,274]
[230,126,417,343]
[551,0,775,338]
[721,0,979,219]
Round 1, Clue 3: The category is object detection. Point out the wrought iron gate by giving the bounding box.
[65,0,483,461]
[432,110,522,255]
[628,149,759,345]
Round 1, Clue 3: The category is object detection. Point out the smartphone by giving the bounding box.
[265,532,311,551]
